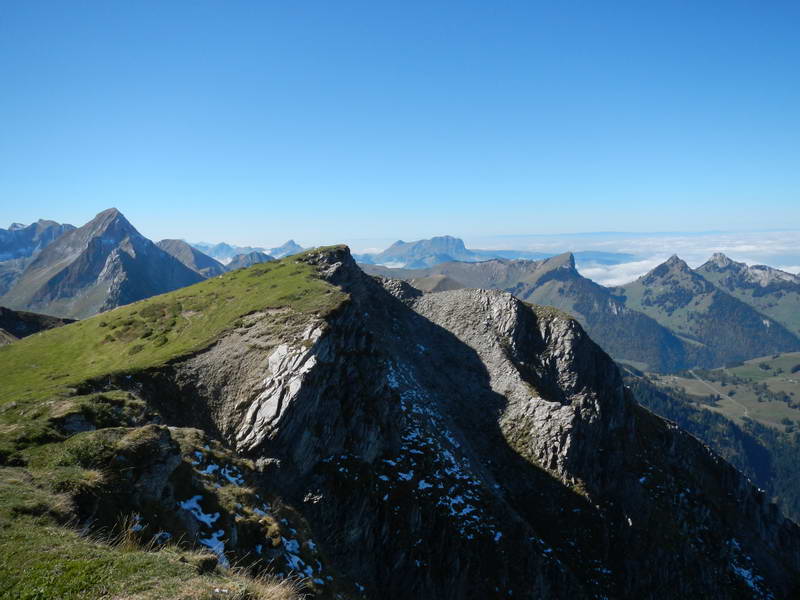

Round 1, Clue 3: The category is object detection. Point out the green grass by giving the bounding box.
[0,249,348,407]
[0,469,298,600]
[0,248,349,599]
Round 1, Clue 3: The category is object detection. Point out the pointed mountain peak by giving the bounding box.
[697,253,748,274]
[636,255,693,284]
[709,252,732,266]
[665,254,687,267]
[659,255,692,273]
[89,208,136,233]
[96,207,122,219]
[543,251,576,270]
[531,253,578,284]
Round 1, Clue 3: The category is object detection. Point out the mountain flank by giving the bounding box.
[614,255,800,366]
[0,208,204,319]
[1,246,798,598]
[364,254,703,372]
[0,218,74,261]
[0,218,75,296]
[156,239,226,278]
[696,252,800,338]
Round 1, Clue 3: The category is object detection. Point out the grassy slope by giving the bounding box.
[0,250,347,407]
[0,468,298,600]
[0,249,347,600]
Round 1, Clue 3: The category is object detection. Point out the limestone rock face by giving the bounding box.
[78,247,800,599]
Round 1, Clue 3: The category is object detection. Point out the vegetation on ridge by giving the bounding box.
[0,249,350,599]
[0,248,348,407]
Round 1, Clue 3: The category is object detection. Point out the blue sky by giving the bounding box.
[1,1,798,247]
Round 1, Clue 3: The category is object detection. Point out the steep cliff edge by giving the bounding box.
[1,246,799,599]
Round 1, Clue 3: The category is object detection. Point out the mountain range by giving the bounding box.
[365,251,800,372]
[354,235,635,269]
[0,209,204,319]
[1,210,798,374]
[0,219,76,296]
[1,246,798,598]
[696,252,800,338]
[192,239,305,263]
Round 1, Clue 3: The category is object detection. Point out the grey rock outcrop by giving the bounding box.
[80,247,800,599]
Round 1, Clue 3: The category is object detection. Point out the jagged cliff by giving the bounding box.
[1,247,799,599]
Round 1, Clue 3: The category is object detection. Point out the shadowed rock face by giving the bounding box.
[363,254,703,373]
[84,247,800,599]
[0,208,204,318]
[0,306,74,345]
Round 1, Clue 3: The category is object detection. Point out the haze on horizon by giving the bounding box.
[2,1,798,250]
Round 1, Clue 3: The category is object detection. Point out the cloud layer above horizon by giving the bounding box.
[460,230,800,286]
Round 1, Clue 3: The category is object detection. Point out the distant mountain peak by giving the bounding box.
[709,252,733,267]
[90,207,136,234]
[664,254,689,269]
[1,209,203,318]
[268,240,305,258]
[540,251,576,272]
[8,223,26,231]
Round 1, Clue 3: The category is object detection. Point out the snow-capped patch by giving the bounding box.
[418,480,433,489]
[177,495,220,527]
[221,465,245,485]
[131,513,144,532]
[153,531,171,544]
[199,463,220,476]
[200,529,229,567]
[727,538,774,599]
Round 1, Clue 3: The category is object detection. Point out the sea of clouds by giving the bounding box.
[483,231,800,286]
[346,230,800,287]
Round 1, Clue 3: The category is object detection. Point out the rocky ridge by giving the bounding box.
[12,246,796,598]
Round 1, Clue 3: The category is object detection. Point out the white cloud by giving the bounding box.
[577,258,667,286]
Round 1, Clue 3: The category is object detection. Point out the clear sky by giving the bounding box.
[1,1,798,246]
